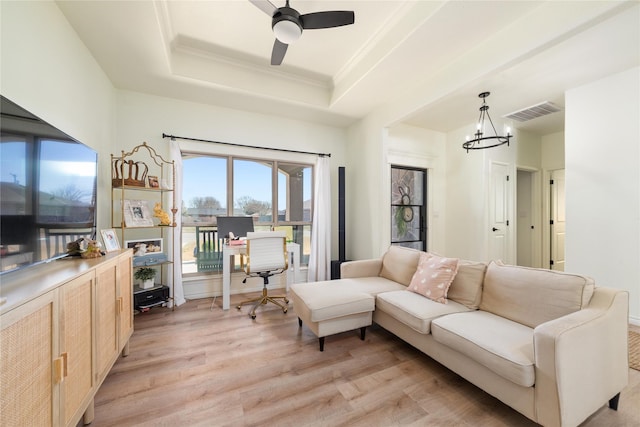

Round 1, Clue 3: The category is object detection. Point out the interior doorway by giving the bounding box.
[516,169,540,267]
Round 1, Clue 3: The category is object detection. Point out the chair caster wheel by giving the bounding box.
[250,314,256,319]
[283,308,288,313]
[284,298,289,304]
[236,305,241,310]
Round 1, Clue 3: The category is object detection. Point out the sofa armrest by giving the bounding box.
[533,287,629,427]
[340,259,382,278]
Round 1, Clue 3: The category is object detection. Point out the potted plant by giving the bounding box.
[134,267,156,289]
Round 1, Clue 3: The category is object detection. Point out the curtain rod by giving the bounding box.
[162,133,331,157]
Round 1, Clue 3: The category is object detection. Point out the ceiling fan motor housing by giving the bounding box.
[272,6,303,44]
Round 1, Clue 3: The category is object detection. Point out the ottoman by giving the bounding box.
[290,281,375,351]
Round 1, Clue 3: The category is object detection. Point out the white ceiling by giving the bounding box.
[57,0,640,135]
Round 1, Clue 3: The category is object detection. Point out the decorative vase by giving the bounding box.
[141,278,154,289]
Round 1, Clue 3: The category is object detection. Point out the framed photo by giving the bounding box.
[123,199,154,227]
[148,175,159,188]
[100,229,120,252]
[124,238,163,257]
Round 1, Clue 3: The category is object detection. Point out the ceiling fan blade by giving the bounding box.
[249,0,278,17]
[271,39,288,65]
[300,11,354,29]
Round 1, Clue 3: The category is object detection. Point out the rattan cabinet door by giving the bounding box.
[117,252,133,353]
[59,272,94,426]
[95,258,119,384]
[1,291,58,427]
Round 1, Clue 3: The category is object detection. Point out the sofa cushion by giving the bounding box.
[379,245,421,286]
[431,311,535,387]
[446,259,486,309]
[376,290,472,334]
[480,261,595,328]
[407,252,459,303]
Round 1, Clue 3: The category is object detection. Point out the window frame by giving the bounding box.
[181,150,314,276]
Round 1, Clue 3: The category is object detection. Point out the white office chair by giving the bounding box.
[236,231,289,319]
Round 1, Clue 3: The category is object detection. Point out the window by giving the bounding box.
[181,153,313,275]
[233,159,272,221]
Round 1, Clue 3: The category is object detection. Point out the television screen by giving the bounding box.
[1,96,98,274]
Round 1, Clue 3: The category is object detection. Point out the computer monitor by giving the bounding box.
[216,216,255,240]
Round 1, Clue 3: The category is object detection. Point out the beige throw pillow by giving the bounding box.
[407,252,459,304]
[447,259,487,309]
[380,245,422,286]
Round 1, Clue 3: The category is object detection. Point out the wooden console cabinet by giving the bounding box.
[0,250,133,427]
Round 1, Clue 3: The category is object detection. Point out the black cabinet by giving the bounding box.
[133,285,169,311]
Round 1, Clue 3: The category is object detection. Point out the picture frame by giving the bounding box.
[123,199,154,227]
[124,238,163,257]
[148,175,159,188]
[100,229,120,252]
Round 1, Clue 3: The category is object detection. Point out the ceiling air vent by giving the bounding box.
[504,101,562,122]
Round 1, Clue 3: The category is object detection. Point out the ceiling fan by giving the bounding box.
[249,0,355,65]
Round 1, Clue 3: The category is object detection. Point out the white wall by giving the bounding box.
[516,131,542,170]
[345,114,386,259]
[541,131,565,170]
[565,67,640,323]
[443,126,487,261]
[0,1,116,231]
[115,91,346,162]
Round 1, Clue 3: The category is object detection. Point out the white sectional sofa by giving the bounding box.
[290,246,629,427]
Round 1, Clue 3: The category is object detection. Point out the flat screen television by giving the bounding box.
[1,95,98,274]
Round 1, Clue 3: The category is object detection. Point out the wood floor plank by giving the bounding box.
[91,294,640,426]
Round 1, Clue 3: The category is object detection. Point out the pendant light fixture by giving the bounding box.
[463,92,512,152]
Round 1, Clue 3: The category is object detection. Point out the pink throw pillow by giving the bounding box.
[407,252,459,304]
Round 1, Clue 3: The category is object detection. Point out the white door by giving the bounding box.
[489,162,511,263]
[550,169,566,271]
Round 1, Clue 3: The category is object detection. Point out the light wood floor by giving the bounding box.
[92,291,640,426]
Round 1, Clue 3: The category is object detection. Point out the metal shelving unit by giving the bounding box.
[111,142,176,310]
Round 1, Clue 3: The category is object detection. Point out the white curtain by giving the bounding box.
[170,140,186,306]
[307,156,331,281]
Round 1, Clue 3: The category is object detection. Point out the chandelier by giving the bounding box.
[463,92,512,152]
